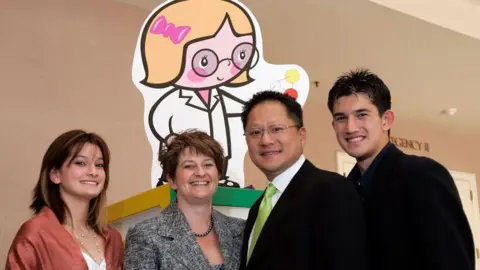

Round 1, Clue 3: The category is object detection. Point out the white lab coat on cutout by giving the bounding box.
[149,87,244,174]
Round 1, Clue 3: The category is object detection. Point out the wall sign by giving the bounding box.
[390,136,430,152]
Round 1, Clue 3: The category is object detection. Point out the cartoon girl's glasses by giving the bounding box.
[191,42,258,77]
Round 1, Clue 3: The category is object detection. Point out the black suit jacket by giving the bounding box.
[240,159,369,270]
[349,145,475,270]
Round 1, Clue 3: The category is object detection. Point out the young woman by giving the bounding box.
[6,130,124,269]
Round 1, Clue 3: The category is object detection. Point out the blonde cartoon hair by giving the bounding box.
[140,0,255,88]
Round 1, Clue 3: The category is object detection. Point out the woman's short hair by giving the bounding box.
[30,129,110,235]
[158,129,225,180]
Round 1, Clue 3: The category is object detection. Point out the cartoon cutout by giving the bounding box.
[132,0,310,188]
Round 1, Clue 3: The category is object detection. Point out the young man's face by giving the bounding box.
[331,93,393,165]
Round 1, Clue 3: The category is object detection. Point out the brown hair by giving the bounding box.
[30,129,111,235]
[140,0,255,88]
[159,129,225,180]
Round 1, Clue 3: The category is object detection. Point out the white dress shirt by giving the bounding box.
[247,154,306,255]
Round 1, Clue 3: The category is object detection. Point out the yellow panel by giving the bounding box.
[107,185,171,223]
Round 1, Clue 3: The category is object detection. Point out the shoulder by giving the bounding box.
[13,211,53,242]
[104,225,123,242]
[301,163,357,196]
[400,153,451,179]
[214,210,245,236]
[401,153,446,171]
[312,167,346,181]
[153,88,181,106]
[300,159,344,180]
[8,211,56,257]
[127,216,165,238]
[306,163,350,187]
[7,217,43,268]
[399,154,456,190]
[217,89,245,102]
[294,164,361,212]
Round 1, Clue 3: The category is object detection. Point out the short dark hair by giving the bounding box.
[241,90,303,130]
[158,129,225,180]
[31,129,110,236]
[327,68,391,115]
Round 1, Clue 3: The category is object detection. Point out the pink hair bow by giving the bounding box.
[150,15,191,44]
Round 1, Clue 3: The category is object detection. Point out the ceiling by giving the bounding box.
[115,0,480,135]
[371,0,480,41]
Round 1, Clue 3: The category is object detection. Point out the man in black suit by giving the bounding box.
[239,91,369,270]
[328,68,475,270]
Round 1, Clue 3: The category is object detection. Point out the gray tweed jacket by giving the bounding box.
[124,200,245,270]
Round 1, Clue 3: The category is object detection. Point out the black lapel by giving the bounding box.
[241,195,262,268]
[248,160,314,265]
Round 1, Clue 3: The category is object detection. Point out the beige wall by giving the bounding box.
[1,0,479,265]
[0,0,153,262]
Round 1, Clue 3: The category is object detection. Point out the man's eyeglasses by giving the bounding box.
[244,124,300,139]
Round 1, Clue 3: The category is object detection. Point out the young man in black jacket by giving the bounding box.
[328,68,475,270]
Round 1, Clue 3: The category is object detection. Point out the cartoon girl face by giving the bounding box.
[174,19,255,89]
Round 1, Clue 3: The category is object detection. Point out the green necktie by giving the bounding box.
[247,183,277,262]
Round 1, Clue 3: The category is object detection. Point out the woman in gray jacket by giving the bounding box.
[124,130,245,270]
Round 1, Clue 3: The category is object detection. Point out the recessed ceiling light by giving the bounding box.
[442,108,457,116]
